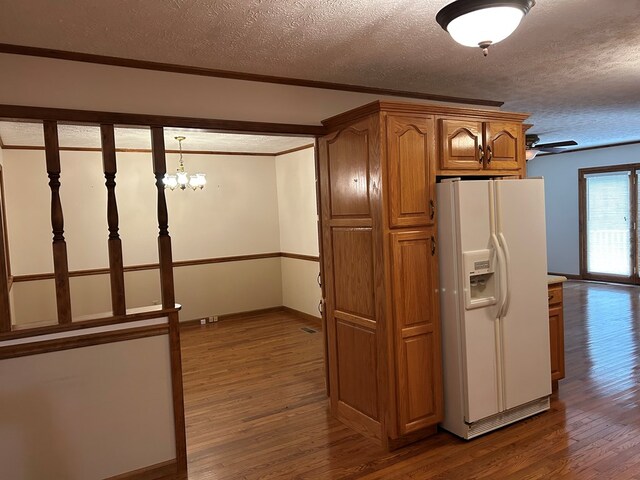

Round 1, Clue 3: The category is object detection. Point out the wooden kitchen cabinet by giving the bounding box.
[386,114,436,228]
[548,282,566,387]
[438,118,524,175]
[439,118,483,171]
[484,121,521,171]
[318,101,529,449]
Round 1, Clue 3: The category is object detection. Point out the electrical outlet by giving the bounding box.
[208,316,214,323]
[213,315,219,322]
[200,318,206,325]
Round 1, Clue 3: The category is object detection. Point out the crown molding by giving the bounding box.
[0,43,504,108]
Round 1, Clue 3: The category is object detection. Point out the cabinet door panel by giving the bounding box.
[332,228,375,319]
[549,305,565,381]
[400,333,437,430]
[319,114,384,442]
[485,121,521,170]
[336,320,379,420]
[387,115,435,228]
[391,229,443,434]
[439,119,483,171]
[327,128,370,217]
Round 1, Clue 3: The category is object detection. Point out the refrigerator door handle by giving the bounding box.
[491,233,508,318]
[498,232,512,317]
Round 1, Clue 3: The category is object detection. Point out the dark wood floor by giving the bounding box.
[180,281,640,479]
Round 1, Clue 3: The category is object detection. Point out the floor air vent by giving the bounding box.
[301,327,317,334]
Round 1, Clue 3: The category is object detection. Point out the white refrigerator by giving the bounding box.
[437,178,551,440]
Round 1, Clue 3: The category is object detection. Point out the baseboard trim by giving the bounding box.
[180,305,322,328]
[282,306,322,326]
[105,459,183,480]
[180,306,285,327]
[548,272,582,280]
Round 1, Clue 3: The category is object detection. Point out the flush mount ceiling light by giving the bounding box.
[436,0,535,56]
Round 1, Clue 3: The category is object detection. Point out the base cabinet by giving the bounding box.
[548,283,566,385]
[391,229,442,435]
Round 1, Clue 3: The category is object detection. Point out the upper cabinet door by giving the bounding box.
[439,119,483,171]
[387,115,436,228]
[325,126,371,218]
[484,121,521,171]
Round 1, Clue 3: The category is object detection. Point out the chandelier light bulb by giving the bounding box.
[177,171,189,186]
[164,136,207,191]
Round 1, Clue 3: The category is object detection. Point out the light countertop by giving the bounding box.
[547,274,568,285]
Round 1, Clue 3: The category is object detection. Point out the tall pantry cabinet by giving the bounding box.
[318,101,528,449]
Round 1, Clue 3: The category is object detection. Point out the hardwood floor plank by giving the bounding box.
[181,281,640,479]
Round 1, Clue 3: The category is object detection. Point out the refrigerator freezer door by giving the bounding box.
[495,179,552,410]
[456,181,502,422]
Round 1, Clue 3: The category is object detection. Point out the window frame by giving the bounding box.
[578,163,640,284]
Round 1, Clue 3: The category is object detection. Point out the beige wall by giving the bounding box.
[275,148,321,318]
[275,147,319,256]
[174,257,282,320]
[4,148,286,324]
[11,257,283,326]
[4,149,281,274]
[0,332,176,479]
[0,54,487,127]
[281,257,321,318]
[4,138,320,325]
[11,270,161,326]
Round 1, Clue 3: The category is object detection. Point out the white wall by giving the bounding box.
[275,147,321,318]
[527,143,640,275]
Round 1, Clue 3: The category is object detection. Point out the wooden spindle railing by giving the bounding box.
[0,167,10,331]
[150,127,175,309]
[151,128,186,469]
[100,124,126,316]
[43,121,72,324]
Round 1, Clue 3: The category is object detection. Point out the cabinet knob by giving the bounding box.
[430,200,435,220]
[431,236,437,256]
[487,145,493,163]
[478,144,484,164]
[317,272,322,288]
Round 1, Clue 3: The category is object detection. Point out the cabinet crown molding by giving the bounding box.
[322,101,529,132]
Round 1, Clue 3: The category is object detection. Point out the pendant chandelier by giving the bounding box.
[436,0,535,56]
[163,136,206,191]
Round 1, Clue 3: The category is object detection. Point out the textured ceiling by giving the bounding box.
[0,122,312,153]
[1,0,640,149]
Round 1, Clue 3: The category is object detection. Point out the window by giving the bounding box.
[579,164,639,283]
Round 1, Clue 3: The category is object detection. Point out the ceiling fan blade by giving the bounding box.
[536,140,578,149]
[539,147,567,154]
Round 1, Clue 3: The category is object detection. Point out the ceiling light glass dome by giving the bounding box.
[436,0,535,55]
